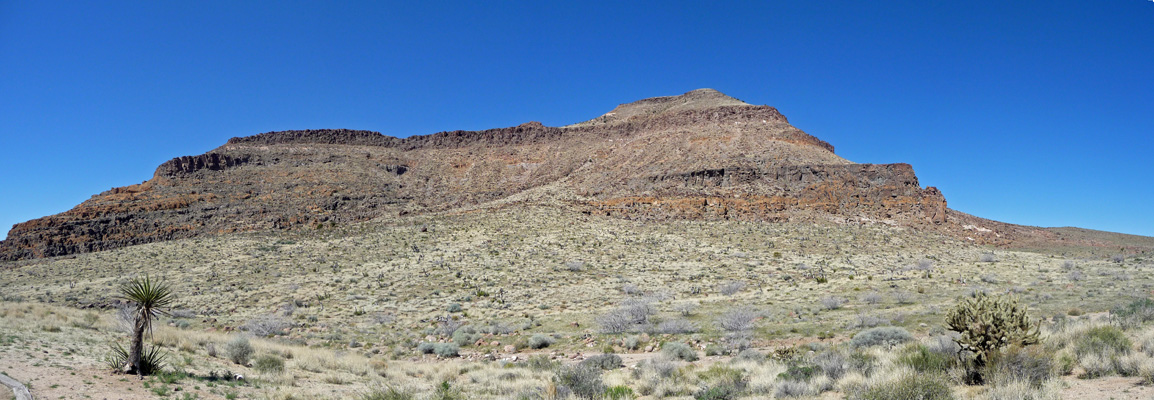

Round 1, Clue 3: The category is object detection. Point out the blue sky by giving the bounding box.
[1,1,1152,238]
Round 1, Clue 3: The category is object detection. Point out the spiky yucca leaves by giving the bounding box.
[117,275,175,377]
[104,342,168,376]
[946,293,1039,384]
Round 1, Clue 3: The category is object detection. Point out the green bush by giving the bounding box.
[897,345,955,373]
[580,354,623,370]
[225,336,254,365]
[850,327,914,348]
[984,345,1053,388]
[1074,325,1132,358]
[735,349,765,363]
[452,326,481,347]
[662,342,699,361]
[528,334,555,349]
[812,350,848,380]
[433,343,459,358]
[361,386,414,400]
[777,363,819,382]
[417,342,436,354]
[253,354,285,374]
[848,350,877,377]
[604,385,634,400]
[858,372,953,400]
[695,365,747,400]
[555,364,604,400]
[1112,298,1154,325]
[704,343,725,356]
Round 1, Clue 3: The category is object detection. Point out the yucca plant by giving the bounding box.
[104,342,168,376]
[117,275,175,377]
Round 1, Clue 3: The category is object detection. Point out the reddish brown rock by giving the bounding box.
[4,88,1082,261]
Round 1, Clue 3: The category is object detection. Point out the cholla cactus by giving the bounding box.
[946,293,1040,369]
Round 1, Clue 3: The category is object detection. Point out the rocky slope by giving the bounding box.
[0,89,1129,261]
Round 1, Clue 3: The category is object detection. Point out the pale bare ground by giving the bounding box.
[1060,375,1154,400]
[2,206,1153,398]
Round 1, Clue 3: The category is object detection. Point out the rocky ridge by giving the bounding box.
[0,89,1112,261]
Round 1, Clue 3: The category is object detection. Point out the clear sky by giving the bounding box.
[1,1,1152,239]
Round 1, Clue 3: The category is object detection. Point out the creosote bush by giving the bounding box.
[555,364,604,400]
[254,354,285,374]
[857,372,953,400]
[528,334,555,349]
[579,353,623,370]
[226,336,255,365]
[850,327,913,348]
[662,341,699,361]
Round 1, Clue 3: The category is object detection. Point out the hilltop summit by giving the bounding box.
[0,89,1081,260]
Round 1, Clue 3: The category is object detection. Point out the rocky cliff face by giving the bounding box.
[1,89,957,260]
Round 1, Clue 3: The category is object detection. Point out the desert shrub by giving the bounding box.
[774,380,810,398]
[253,354,285,374]
[597,298,656,333]
[361,386,414,400]
[718,281,747,296]
[417,342,436,354]
[241,314,292,337]
[662,342,699,361]
[1074,325,1131,358]
[778,362,820,382]
[523,354,557,371]
[926,334,960,355]
[892,291,915,305]
[897,345,955,373]
[857,372,953,400]
[225,336,254,365]
[705,343,725,356]
[674,302,698,316]
[716,308,759,332]
[861,292,883,305]
[446,302,462,313]
[581,353,623,370]
[624,335,641,351]
[724,332,752,353]
[565,261,586,272]
[946,293,1039,376]
[433,343,459,358]
[848,350,877,377]
[638,355,680,378]
[812,350,848,380]
[736,349,765,363]
[695,365,748,399]
[528,334,555,349]
[820,296,846,310]
[850,327,914,348]
[437,317,465,337]
[452,326,481,347]
[1112,297,1154,326]
[849,312,890,329]
[604,385,634,400]
[980,252,997,263]
[555,364,604,400]
[656,318,698,334]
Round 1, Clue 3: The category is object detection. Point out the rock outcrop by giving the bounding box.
[2,89,959,260]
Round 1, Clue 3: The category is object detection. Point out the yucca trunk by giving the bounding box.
[128,313,146,376]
